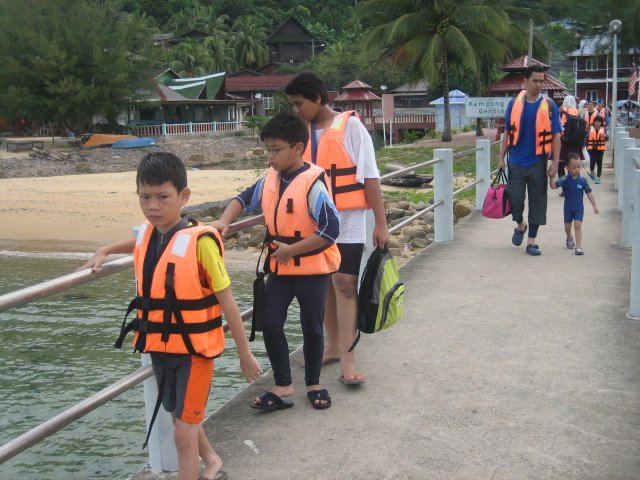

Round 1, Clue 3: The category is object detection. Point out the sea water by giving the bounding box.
[0,252,302,479]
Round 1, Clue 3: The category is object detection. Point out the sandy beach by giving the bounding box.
[0,169,262,252]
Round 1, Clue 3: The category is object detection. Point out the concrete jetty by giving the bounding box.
[134,165,639,480]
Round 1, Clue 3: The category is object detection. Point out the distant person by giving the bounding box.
[81,152,262,480]
[551,152,599,255]
[498,64,562,256]
[578,99,588,118]
[213,113,341,410]
[584,100,601,127]
[586,116,607,184]
[285,71,389,383]
[558,95,585,178]
[596,99,612,132]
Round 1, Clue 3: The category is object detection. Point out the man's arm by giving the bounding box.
[547,133,561,179]
[211,198,244,236]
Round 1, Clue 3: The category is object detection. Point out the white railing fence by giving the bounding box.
[618,129,640,319]
[0,139,496,474]
[131,121,245,137]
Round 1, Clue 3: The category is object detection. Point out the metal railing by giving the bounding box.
[0,138,496,470]
[616,126,640,319]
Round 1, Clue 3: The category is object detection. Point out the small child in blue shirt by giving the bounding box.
[551,152,599,255]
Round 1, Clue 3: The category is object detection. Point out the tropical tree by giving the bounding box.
[229,16,269,70]
[202,36,237,73]
[359,0,514,141]
[169,42,213,77]
[0,0,157,132]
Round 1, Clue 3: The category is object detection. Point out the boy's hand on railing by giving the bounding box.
[239,353,263,383]
[210,220,229,236]
[77,248,108,272]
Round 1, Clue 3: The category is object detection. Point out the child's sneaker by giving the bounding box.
[589,171,596,181]
[575,248,584,256]
[595,177,601,184]
[566,239,575,249]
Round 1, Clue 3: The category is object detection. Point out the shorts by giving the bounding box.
[337,243,364,275]
[150,352,213,424]
[564,204,584,223]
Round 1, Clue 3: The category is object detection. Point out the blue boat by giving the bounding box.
[111,137,156,149]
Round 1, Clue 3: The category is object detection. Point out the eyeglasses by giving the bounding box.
[265,143,296,156]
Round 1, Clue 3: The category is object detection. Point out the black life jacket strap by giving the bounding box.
[115,298,138,349]
[142,368,165,449]
[133,294,219,311]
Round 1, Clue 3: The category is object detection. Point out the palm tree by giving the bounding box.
[359,0,513,141]
[202,36,236,73]
[168,42,213,78]
[229,16,268,70]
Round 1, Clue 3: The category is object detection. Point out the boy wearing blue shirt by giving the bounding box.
[551,153,599,255]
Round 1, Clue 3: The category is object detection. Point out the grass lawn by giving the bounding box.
[377,143,501,204]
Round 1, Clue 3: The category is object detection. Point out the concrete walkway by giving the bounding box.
[139,165,639,479]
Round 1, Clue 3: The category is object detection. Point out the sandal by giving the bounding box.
[512,225,527,246]
[525,244,541,256]
[307,389,331,409]
[250,391,294,412]
[575,248,584,256]
[566,239,575,249]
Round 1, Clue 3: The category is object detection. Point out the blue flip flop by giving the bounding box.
[526,244,541,256]
[250,391,294,412]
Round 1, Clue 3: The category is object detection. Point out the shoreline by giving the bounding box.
[0,169,262,253]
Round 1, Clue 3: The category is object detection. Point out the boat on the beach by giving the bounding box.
[82,134,137,148]
[111,137,156,149]
[381,174,433,188]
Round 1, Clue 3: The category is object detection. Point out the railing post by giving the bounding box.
[434,148,453,242]
[475,139,491,210]
[161,123,167,137]
[615,127,628,196]
[630,166,640,319]
[621,144,638,247]
[188,122,193,134]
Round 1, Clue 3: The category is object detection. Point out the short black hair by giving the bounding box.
[260,113,309,152]
[284,71,328,105]
[136,152,187,191]
[565,152,581,164]
[593,115,603,123]
[524,64,546,78]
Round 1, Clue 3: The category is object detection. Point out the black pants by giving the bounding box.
[507,159,548,227]
[588,149,604,177]
[263,273,330,387]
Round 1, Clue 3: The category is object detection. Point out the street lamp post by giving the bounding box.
[609,19,621,166]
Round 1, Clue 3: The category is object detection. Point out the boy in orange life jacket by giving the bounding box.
[213,113,341,410]
[80,152,262,480]
[284,71,389,385]
[586,116,607,184]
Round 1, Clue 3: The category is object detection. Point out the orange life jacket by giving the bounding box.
[261,164,341,275]
[587,126,606,151]
[115,221,225,359]
[508,90,554,156]
[302,111,369,211]
[584,110,602,126]
[560,107,579,127]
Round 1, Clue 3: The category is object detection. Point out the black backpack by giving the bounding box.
[561,112,587,148]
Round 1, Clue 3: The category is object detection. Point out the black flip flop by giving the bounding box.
[250,391,294,412]
[307,389,332,409]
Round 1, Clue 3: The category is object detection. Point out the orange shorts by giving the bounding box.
[150,352,214,424]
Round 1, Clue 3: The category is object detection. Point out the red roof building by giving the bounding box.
[333,80,381,117]
[488,55,570,103]
[225,74,295,112]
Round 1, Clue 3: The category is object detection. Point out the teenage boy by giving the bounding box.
[213,113,341,410]
[284,71,389,384]
[81,152,263,480]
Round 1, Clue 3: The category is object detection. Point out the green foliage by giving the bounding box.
[229,16,268,69]
[244,115,271,137]
[0,0,157,131]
